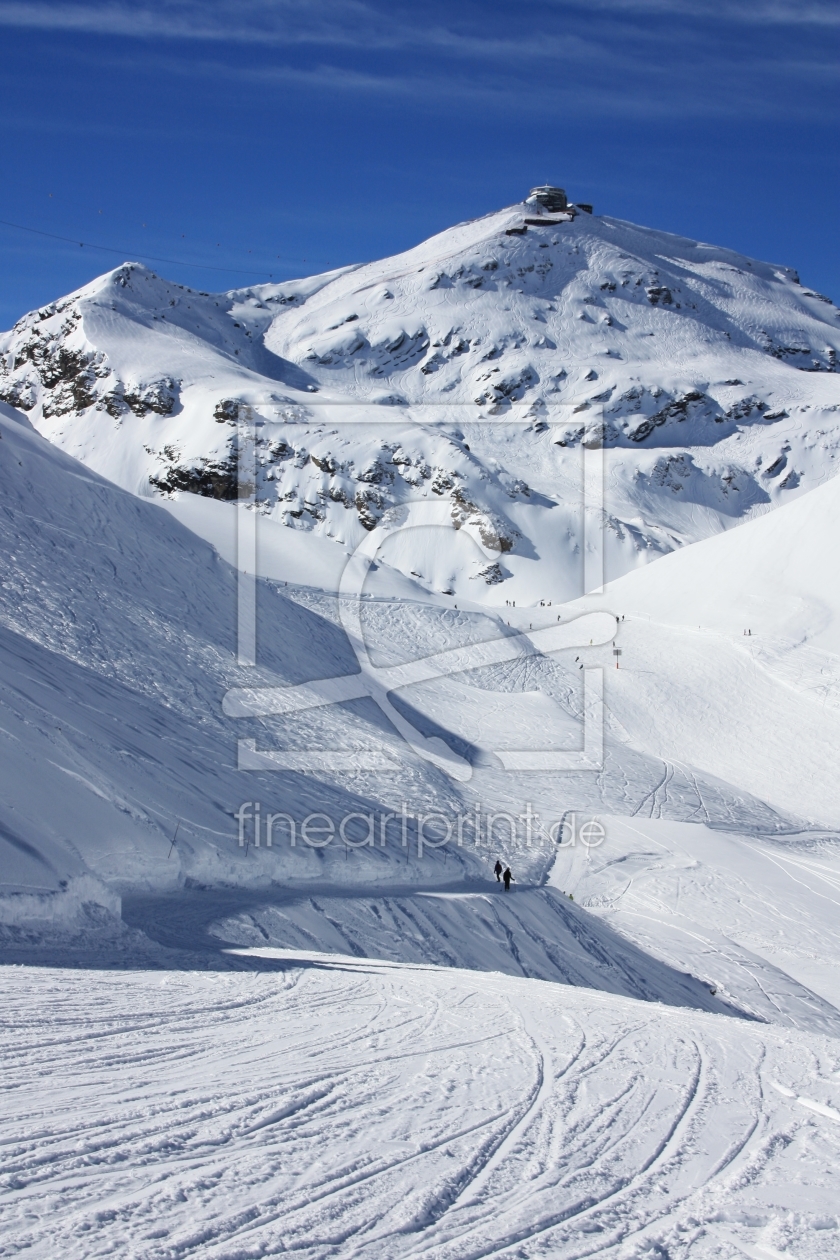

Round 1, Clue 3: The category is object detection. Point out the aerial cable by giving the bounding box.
[0,217,309,278]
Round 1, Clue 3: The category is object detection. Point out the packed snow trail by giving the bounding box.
[1,959,838,1259]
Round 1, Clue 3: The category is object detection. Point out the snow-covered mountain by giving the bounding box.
[3,200,839,603]
[3,200,840,1259]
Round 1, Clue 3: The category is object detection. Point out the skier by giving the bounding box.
[494,859,503,882]
[503,867,513,892]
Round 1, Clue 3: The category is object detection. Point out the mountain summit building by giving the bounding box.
[525,185,593,214]
[525,185,568,212]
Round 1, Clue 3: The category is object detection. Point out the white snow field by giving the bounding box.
[1,194,840,1256]
[2,960,840,1260]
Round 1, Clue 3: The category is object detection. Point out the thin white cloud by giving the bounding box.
[0,0,834,122]
[0,1,673,79]
[0,0,835,51]
[543,0,840,24]
[96,46,835,123]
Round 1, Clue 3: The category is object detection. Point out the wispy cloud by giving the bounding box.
[0,1,609,63]
[0,0,835,125]
[75,42,832,125]
[0,0,836,52]
[553,0,840,25]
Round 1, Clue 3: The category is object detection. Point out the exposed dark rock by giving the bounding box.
[328,483,353,507]
[357,458,388,484]
[149,454,238,500]
[629,391,709,442]
[474,365,537,409]
[649,454,692,492]
[451,488,515,553]
[214,398,241,423]
[0,378,37,410]
[102,393,127,418]
[310,452,339,474]
[123,378,177,416]
[354,486,383,530]
[267,439,292,461]
[726,396,767,421]
[472,561,506,585]
[431,469,455,495]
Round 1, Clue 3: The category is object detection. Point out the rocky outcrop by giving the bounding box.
[149,454,239,501]
[0,299,180,420]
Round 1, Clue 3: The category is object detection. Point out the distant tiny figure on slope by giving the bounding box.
[503,867,513,892]
[494,859,503,882]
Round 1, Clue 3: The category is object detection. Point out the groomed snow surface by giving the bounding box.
[3,960,840,1259]
[2,197,840,1257]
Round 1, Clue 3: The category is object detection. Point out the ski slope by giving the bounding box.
[567,468,840,827]
[594,467,840,701]
[2,958,839,1260]
[0,401,488,906]
[1,396,838,1025]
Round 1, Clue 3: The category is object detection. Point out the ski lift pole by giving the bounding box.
[167,819,181,859]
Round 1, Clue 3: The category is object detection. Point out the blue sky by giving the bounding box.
[0,0,837,326]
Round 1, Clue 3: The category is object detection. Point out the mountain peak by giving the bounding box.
[1,206,838,602]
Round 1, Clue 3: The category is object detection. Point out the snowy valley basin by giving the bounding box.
[1,198,840,1258]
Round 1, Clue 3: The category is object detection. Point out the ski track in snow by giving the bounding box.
[1,962,839,1260]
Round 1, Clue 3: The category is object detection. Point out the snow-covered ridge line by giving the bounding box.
[1,201,838,603]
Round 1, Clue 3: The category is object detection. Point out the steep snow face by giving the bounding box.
[2,204,839,602]
[0,402,491,904]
